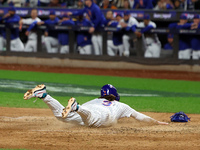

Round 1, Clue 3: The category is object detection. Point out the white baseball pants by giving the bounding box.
[44,36,59,53]
[78,45,92,55]
[92,34,102,55]
[178,49,191,59]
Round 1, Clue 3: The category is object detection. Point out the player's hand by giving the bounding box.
[67,12,72,16]
[191,23,198,29]
[37,21,44,25]
[135,31,142,38]
[44,31,48,37]
[157,121,169,125]
[3,13,10,19]
[120,22,128,28]
[25,31,29,36]
[89,27,95,33]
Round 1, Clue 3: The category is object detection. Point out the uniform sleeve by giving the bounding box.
[5,16,20,23]
[27,21,37,31]
[168,23,177,29]
[145,0,153,9]
[72,9,85,16]
[132,0,139,8]
[92,9,103,29]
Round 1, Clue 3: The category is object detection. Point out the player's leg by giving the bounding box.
[23,85,84,125]
[62,98,113,127]
[144,46,153,58]
[78,45,92,55]
[24,40,35,52]
[10,38,24,52]
[150,43,161,58]
[44,37,53,53]
[181,49,191,59]
[97,34,102,55]
[92,34,100,55]
[122,35,130,56]
[60,45,69,54]
[192,50,198,59]
[107,40,116,56]
[0,36,3,51]
[118,44,124,56]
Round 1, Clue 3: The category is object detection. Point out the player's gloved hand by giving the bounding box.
[157,121,169,125]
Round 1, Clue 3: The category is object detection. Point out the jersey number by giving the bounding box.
[102,100,112,106]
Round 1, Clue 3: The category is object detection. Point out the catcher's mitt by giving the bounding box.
[170,111,190,122]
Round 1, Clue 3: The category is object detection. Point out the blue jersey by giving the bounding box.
[76,19,92,47]
[3,14,21,40]
[169,23,191,50]
[190,23,200,50]
[164,43,173,50]
[133,0,153,9]
[58,20,75,45]
[109,21,122,46]
[44,17,60,38]
[73,3,106,29]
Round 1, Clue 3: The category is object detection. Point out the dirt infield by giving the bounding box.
[0,63,200,150]
[0,107,200,150]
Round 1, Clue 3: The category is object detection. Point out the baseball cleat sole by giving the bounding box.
[62,97,76,118]
[23,84,46,100]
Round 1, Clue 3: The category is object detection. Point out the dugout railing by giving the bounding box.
[0,7,200,65]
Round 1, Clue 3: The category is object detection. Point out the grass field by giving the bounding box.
[0,69,200,114]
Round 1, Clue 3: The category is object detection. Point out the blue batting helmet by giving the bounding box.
[101,84,120,101]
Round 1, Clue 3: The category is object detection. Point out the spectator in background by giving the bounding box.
[1,7,24,51]
[37,10,60,53]
[112,0,124,8]
[164,34,173,50]
[189,14,200,59]
[76,0,84,8]
[133,0,153,9]
[178,0,196,10]
[136,14,161,58]
[122,0,131,9]
[19,8,41,52]
[169,14,191,59]
[93,0,102,5]
[38,0,50,7]
[76,15,93,55]
[0,0,8,6]
[7,0,22,7]
[174,0,182,9]
[154,0,174,10]
[48,0,61,7]
[23,0,38,7]
[58,14,75,54]
[101,0,117,9]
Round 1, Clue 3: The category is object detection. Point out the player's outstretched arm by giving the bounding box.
[157,121,169,125]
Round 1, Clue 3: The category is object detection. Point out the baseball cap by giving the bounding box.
[168,34,174,38]
[124,11,130,16]
[50,10,56,15]
[143,14,150,20]
[180,14,187,20]
[62,14,69,18]
[193,14,200,19]
[116,13,123,17]
[8,6,16,12]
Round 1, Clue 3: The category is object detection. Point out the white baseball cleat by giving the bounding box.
[62,97,79,118]
[24,84,47,100]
